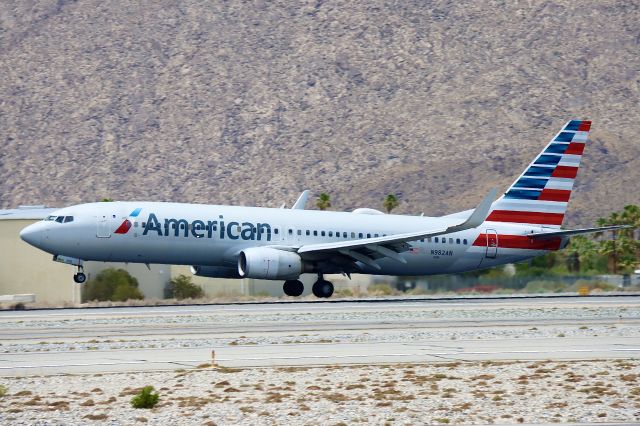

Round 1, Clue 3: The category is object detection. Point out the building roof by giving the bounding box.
[0,206,56,220]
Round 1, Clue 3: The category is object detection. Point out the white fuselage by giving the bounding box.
[21,201,558,277]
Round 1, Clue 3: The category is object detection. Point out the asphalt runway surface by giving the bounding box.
[1,295,638,376]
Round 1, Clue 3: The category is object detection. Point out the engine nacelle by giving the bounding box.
[190,265,242,279]
[238,247,302,280]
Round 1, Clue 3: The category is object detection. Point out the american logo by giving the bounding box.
[114,208,142,234]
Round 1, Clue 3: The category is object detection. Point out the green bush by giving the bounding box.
[83,268,144,302]
[570,279,617,292]
[168,275,204,300]
[131,386,159,409]
[522,280,568,294]
[333,288,354,297]
[367,283,397,296]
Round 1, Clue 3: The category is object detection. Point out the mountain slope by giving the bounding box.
[1,1,638,226]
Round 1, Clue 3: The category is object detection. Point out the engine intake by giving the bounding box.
[238,247,302,280]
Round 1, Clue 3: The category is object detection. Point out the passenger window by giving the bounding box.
[55,216,64,223]
[456,238,460,244]
[359,233,363,238]
[374,234,379,238]
[313,231,318,236]
[134,222,138,228]
[420,238,424,242]
[237,225,241,232]
[288,229,293,235]
[343,232,347,238]
[274,228,279,235]
[328,231,333,237]
[449,238,453,244]
[212,225,217,231]
[351,232,355,238]
[306,230,310,236]
[142,222,146,227]
[442,238,446,244]
[297,230,302,235]
[321,231,325,236]
[463,239,468,245]
[434,237,439,243]
[367,233,371,238]
[180,223,185,229]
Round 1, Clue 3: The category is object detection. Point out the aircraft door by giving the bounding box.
[485,229,498,258]
[97,216,111,238]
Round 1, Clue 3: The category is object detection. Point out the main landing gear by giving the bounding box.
[73,266,86,284]
[283,279,304,297]
[312,275,334,298]
[282,275,335,298]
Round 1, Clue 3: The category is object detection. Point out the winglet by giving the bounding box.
[291,190,310,210]
[453,187,497,229]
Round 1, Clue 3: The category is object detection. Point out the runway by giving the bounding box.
[1,296,638,376]
[1,336,639,376]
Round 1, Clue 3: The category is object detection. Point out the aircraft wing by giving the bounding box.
[527,224,632,240]
[297,188,497,270]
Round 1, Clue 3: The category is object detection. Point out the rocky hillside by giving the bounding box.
[1,0,638,226]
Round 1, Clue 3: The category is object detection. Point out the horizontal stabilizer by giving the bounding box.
[528,224,632,240]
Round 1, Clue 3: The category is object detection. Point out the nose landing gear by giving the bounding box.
[73,266,86,284]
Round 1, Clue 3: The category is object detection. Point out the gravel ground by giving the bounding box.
[1,360,639,425]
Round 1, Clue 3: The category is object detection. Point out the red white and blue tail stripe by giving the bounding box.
[487,120,591,228]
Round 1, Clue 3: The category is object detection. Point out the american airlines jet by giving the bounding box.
[20,120,625,298]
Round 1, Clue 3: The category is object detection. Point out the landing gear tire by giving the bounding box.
[283,280,304,297]
[73,272,86,284]
[312,279,334,298]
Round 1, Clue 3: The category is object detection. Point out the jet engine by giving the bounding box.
[190,265,242,279]
[238,247,302,280]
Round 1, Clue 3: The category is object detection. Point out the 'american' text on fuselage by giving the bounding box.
[142,213,273,241]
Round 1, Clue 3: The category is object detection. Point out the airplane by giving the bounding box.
[20,120,628,298]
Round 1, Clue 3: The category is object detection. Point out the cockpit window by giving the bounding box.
[46,215,57,221]
[64,216,74,223]
[55,216,64,223]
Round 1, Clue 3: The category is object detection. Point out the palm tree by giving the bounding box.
[595,205,640,273]
[383,194,399,213]
[316,193,331,211]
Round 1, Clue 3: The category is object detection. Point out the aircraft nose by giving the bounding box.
[20,223,43,248]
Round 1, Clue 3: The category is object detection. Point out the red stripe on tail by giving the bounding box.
[538,189,572,202]
[564,142,585,155]
[577,121,591,132]
[486,210,564,226]
[552,166,578,179]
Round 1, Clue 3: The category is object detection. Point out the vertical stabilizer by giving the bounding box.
[487,120,591,228]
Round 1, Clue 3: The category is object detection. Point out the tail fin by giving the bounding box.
[487,120,591,228]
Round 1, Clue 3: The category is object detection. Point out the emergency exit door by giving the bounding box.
[485,229,498,258]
